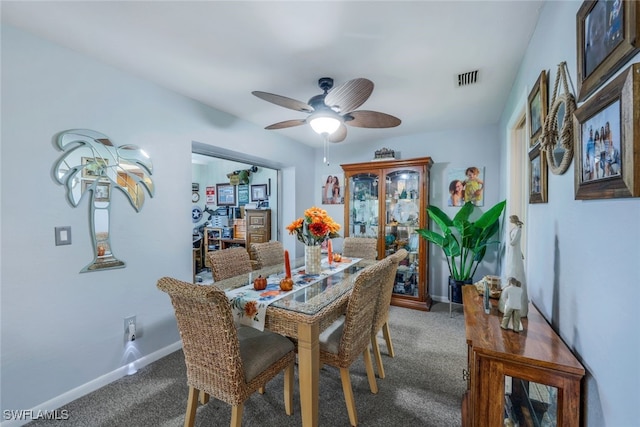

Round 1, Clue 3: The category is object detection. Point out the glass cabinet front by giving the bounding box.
[348,172,380,238]
[383,169,421,297]
[343,157,433,310]
[505,376,558,427]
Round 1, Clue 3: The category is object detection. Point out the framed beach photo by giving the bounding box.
[250,184,267,201]
[528,145,547,204]
[574,63,639,199]
[527,70,548,149]
[216,183,236,206]
[576,0,640,101]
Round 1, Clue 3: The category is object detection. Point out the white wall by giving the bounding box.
[498,2,639,426]
[0,25,315,417]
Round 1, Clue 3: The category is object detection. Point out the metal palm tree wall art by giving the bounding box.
[54,129,154,272]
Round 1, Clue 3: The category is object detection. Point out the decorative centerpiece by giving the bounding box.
[286,206,340,275]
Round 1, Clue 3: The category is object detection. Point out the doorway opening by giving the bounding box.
[191,147,280,283]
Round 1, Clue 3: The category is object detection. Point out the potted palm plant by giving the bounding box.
[416,200,506,304]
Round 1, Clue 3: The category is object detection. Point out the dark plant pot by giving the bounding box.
[449,277,473,304]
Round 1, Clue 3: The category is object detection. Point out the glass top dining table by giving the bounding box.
[212,256,375,427]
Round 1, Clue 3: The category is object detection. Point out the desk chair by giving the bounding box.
[250,241,284,270]
[157,277,296,427]
[371,249,407,379]
[318,257,395,426]
[342,237,378,260]
[207,247,253,282]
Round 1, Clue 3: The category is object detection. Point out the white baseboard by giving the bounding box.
[1,341,182,427]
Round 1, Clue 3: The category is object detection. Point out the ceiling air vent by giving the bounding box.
[457,70,479,87]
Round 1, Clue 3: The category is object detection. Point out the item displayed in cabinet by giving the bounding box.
[342,157,433,310]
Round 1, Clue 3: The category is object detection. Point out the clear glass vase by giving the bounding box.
[304,245,322,275]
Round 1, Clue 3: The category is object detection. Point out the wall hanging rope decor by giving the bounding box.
[541,61,576,175]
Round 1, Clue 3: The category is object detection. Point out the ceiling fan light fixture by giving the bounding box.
[309,114,341,135]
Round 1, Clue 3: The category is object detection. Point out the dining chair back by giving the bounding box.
[370,249,407,379]
[208,247,253,282]
[157,277,296,427]
[342,237,378,260]
[250,241,285,270]
[318,257,395,426]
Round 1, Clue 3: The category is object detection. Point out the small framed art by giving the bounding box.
[216,183,236,206]
[250,184,268,201]
[573,63,639,200]
[529,145,547,204]
[527,70,548,149]
[576,0,640,101]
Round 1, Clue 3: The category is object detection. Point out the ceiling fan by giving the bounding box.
[252,77,401,143]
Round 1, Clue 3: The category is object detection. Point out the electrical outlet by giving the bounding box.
[124,315,136,333]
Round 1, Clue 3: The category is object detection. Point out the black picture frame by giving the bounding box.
[576,0,640,101]
[216,183,235,206]
[573,63,639,199]
[251,184,267,201]
[529,145,548,204]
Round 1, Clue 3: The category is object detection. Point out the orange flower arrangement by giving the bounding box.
[286,206,340,246]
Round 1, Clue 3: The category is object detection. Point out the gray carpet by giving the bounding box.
[27,302,467,426]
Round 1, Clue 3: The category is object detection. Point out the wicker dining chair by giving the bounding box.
[207,247,253,282]
[342,237,378,260]
[250,241,285,270]
[157,277,296,427]
[370,248,407,379]
[318,257,395,426]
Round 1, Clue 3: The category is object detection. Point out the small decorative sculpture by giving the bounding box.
[499,215,528,317]
[500,277,524,332]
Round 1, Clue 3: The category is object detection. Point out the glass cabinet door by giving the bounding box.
[505,376,558,427]
[383,169,421,298]
[347,172,380,238]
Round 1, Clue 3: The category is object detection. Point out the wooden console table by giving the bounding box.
[462,286,584,427]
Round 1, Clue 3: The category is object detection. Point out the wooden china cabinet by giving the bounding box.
[341,157,433,310]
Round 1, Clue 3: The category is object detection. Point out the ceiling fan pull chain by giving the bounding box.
[323,134,330,166]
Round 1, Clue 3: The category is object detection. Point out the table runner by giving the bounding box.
[226,257,361,331]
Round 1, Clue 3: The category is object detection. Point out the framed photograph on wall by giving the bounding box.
[322,174,344,205]
[527,70,548,149]
[216,183,235,206]
[529,145,548,203]
[576,0,640,101]
[250,184,267,201]
[574,63,639,199]
[237,184,250,206]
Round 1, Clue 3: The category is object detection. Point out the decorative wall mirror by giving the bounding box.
[541,62,576,175]
[54,129,154,272]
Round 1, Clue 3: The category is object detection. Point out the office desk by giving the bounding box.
[214,257,372,427]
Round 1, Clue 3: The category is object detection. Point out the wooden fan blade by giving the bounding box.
[345,110,401,128]
[265,119,307,130]
[328,124,347,143]
[324,78,374,114]
[252,91,313,113]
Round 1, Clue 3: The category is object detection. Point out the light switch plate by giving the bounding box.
[55,226,72,246]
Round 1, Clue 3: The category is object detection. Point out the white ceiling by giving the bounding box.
[2,0,544,148]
